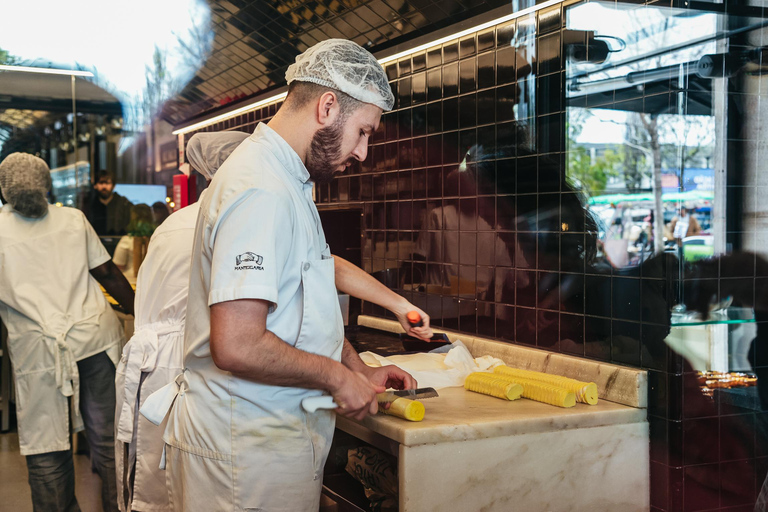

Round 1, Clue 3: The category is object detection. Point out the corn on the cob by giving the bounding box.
[474,371,576,408]
[494,365,598,405]
[464,372,524,401]
[381,397,425,421]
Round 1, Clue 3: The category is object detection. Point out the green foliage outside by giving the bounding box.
[567,146,622,196]
[0,47,16,65]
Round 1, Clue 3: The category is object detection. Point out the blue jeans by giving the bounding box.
[25,351,119,512]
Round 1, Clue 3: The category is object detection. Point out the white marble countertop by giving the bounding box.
[337,386,646,447]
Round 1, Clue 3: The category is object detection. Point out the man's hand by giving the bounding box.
[330,370,385,421]
[393,304,433,341]
[364,365,418,391]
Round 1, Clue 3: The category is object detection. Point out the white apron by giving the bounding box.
[115,322,184,511]
[0,205,122,455]
[143,258,343,512]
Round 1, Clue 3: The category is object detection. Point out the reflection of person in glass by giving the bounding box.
[668,206,700,259]
[411,146,517,299]
[83,170,133,236]
[683,252,768,509]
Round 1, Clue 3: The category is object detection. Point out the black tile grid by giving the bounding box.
[179,7,768,512]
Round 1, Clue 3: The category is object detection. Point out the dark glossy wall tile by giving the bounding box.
[187,11,768,510]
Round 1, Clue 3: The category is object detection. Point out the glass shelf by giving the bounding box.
[671,307,755,327]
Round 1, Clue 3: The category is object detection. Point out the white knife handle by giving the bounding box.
[302,395,337,412]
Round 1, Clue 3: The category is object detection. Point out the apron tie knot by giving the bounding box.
[45,319,82,432]
[116,323,184,443]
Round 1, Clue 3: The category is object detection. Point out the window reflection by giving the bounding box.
[566,2,723,271]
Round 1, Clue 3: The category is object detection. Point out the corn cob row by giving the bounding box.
[494,365,598,405]
[467,372,576,408]
[464,372,524,401]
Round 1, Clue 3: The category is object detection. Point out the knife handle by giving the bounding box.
[406,311,423,328]
[302,396,337,412]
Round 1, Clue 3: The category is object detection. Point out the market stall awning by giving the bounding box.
[588,190,714,205]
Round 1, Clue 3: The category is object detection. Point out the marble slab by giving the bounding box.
[398,421,649,512]
[357,315,647,408]
[336,386,646,447]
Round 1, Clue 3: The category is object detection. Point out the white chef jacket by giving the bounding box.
[145,123,344,512]
[114,200,200,511]
[0,204,123,455]
[113,235,137,285]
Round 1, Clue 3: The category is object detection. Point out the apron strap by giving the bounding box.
[116,323,183,443]
[42,311,104,434]
[140,370,187,427]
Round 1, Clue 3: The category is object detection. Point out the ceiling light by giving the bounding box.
[0,64,93,77]
[172,92,287,135]
[172,0,563,135]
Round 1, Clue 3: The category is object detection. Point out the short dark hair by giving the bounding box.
[285,81,363,120]
[95,170,115,183]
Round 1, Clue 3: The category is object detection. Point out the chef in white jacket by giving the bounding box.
[141,40,433,511]
[114,131,249,512]
[0,153,135,512]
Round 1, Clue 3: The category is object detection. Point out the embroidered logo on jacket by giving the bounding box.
[235,252,264,270]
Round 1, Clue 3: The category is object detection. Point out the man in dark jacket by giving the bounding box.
[83,171,133,235]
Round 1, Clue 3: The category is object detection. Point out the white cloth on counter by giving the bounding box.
[359,341,505,389]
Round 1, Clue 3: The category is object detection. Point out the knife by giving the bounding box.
[302,387,439,412]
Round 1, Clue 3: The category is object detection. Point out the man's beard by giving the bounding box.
[306,117,351,185]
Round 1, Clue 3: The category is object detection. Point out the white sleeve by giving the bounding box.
[208,189,295,308]
[82,211,111,270]
[112,236,131,267]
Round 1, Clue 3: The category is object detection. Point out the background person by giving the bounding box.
[113,204,155,286]
[668,206,701,260]
[115,131,249,512]
[0,153,134,512]
[83,170,134,236]
[151,201,171,227]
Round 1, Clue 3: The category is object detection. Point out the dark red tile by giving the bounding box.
[720,415,755,462]
[684,463,720,511]
[651,461,670,509]
[720,460,755,508]
[684,418,720,466]
[684,372,719,419]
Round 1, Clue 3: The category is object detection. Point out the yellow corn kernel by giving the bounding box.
[464,372,524,401]
[381,397,425,421]
[494,365,598,405]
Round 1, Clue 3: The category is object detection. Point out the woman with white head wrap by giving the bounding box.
[0,153,134,512]
[114,131,247,512]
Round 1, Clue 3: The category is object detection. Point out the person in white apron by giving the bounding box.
[140,40,428,511]
[0,153,135,512]
[114,130,249,512]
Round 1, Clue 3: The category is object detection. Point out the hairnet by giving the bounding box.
[285,39,394,111]
[186,131,249,180]
[0,152,51,218]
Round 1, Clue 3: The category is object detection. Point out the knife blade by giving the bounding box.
[302,387,439,412]
[376,387,439,403]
